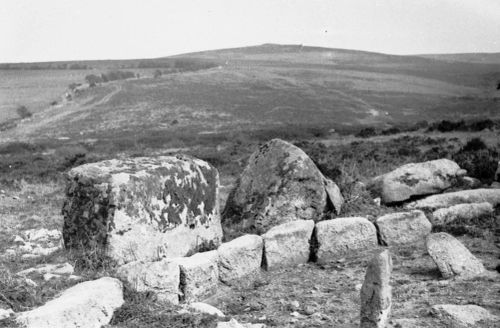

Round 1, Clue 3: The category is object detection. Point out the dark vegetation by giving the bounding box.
[15,106,32,119]
[85,71,137,86]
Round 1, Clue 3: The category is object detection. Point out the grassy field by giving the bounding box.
[0,44,499,327]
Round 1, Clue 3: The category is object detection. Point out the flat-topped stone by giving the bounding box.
[432,202,494,226]
[376,210,431,245]
[406,188,500,210]
[314,217,377,263]
[62,155,223,265]
[262,220,314,270]
[218,234,263,284]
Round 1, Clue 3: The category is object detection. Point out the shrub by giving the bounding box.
[153,69,162,78]
[355,127,377,138]
[453,138,499,182]
[461,137,487,152]
[16,106,32,119]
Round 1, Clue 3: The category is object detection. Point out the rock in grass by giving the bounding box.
[16,277,123,328]
[376,210,431,246]
[314,217,377,263]
[368,159,463,204]
[223,138,343,234]
[431,202,493,225]
[426,232,485,279]
[174,250,219,302]
[406,188,500,210]
[116,259,180,304]
[262,220,314,270]
[62,155,223,265]
[218,234,263,284]
[217,319,266,328]
[432,304,499,327]
[16,262,74,277]
[188,302,225,317]
[360,250,392,328]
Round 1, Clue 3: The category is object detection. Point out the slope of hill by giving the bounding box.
[1,44,500,145]
[418,52,500,64]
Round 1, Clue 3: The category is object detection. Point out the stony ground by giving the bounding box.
[1,179,499,327]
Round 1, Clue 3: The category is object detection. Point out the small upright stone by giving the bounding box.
[360,250,392,328]
[426,233,486,279]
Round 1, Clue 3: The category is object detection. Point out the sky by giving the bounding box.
[1,0,499,63]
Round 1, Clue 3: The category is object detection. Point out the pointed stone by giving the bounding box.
[360,250,392,328]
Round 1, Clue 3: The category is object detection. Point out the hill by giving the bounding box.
[1,44,500,146]
[418,52,500,64]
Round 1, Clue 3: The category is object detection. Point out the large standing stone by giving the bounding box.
[223,139,343,234]
[62,155,223,265]
[262,220,314,270]
[314,217,377,263]
[369,159,463,204]
[432,304,499,327]
[426,233,486,279]
[116,259,180,304]
[431,202,494,225]
[360,250,392,328]
[16,277,124,328]
[218,234,263,284]
[406,188,500,210]
[174,250,219,302]
[376,210,432,246]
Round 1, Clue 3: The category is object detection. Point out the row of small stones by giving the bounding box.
[118,210,430,304]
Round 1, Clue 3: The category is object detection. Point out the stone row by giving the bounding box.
[118,211,434,304]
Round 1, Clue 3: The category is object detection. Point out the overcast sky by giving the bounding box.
[1,0,499,63]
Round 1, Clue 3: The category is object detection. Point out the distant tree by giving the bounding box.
[497,81,500,90]
[16,105,32,119]
[153,69,162,78]
[85,74,102,86]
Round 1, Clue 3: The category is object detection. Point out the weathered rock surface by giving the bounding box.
[174,250,219,302]
[406,188,500,210]
[17,263,74,280]
[360,250,392,328]
[0,308,13,320]
[217,319,266,328]
[314,217,377,263]
[432,202,494,226]
[218,234,263,284]
[223,139,342,234]
[432,304,499,327]
[188,302,225,317]
[376,210,432,245]
[116,259,180,304]
[62,155,223,265]
[262,220,314,270]
[458,176,482,189]
[369,159,463,204]
[16,277,123,328]
[426,233,486,279]
[2,228,63,260]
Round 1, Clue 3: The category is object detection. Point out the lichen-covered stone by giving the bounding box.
[262,220,314,270]
[406,188,500,210]
[369,159,463,204]
[376,210,431,246]
[218,234,263,284]
[174,250,219,302]
[426,232,486,279]
[432,304,499,327]
[116,259,180,304]
[62,155,222,264]
[16,277,123,328]
[360,250,392,328]
[314,217,377,263]
[432,202,494,226]
[223,139,342,234]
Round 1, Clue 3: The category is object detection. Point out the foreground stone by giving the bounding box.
[16,277,123,328]
[0,308,13,320]
[223,139,343,234]
[217,319,266,328]
[406,188,500,210]
[116,259,180,304]
[315,217,377,263]
[369,159,463,204]
[432,304,499,327]
[426,233,486,279]
[174,250,219,302]
[360,250,392,328]
[432,202,494,225]
[188,302,225,317]
[262,220,314,270]
[218,235,263,284]
[62,155,223,265]
[376,210,431,246]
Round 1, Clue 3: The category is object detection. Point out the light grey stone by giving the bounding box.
[432,202,494,225]
[218,234,263,284]
[406,188,500,210]
[376,210,431,245]
[432,304,499,327]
